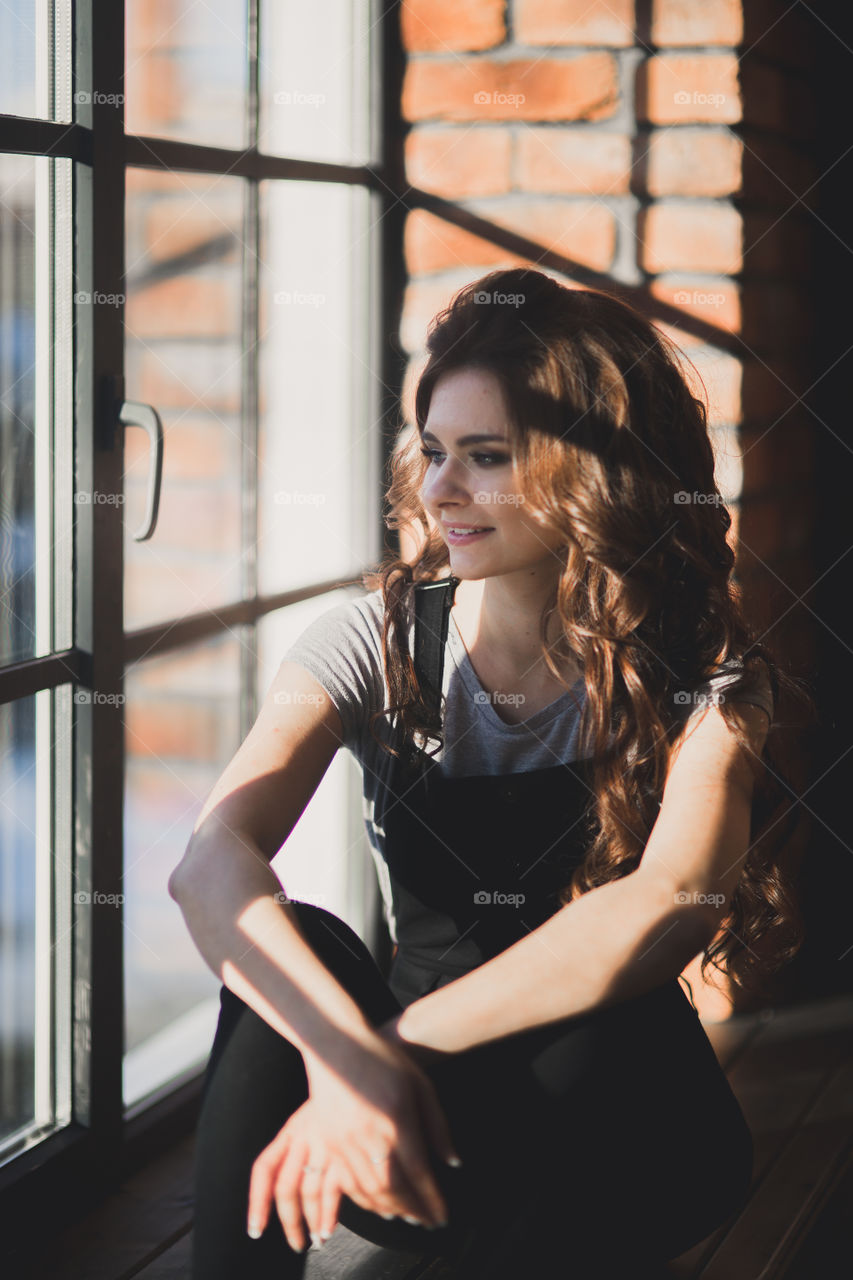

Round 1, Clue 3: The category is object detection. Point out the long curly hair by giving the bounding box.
[361,267,814,1001]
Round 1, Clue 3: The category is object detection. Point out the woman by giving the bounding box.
[171,268,809,1278]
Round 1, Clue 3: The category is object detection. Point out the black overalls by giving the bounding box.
[191,575,755,1279]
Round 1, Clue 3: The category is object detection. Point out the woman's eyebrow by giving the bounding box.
[421,430,509,445]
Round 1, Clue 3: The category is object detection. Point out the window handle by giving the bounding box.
[118,400,164,541]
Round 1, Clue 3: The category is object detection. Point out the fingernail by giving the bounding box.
[446,1154,463,1167]
[428,1219,449,1231]
[402,1215,422,1226]
[380,1212,395,1220]
[247,1220,262,1240]
[309,1232,329,1249]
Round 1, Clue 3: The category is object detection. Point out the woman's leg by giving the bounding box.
[191,902,406,1279]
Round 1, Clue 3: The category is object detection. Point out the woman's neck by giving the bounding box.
[451,574,578,686]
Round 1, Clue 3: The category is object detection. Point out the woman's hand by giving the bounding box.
[246,1030,462,1252]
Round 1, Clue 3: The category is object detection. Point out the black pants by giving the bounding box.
[191,903,753,1279]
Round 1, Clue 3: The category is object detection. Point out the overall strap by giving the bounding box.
[413,574,460,721]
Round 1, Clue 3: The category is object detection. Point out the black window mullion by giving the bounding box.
[71,0,127,1170]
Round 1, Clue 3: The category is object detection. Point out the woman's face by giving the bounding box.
[419,366,566,580]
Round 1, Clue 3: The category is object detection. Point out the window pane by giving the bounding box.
[257,595,378,949]
[257,181,380,594]
[0,686,71,1163]
[259,0,378,165]
[123,632,243,1107]
[124,168,245,630]
[125,0,249,149]
[0,0,69,121]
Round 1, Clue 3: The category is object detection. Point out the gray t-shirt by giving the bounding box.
[281,586,774,942]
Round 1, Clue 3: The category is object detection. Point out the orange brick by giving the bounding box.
[126,276,237,339]
[516,128,631,194]
[135,349,241,413]
[405,201,616,276]
[402,54,620,123]
[681,346,742,426]
[650,276,741,335]
[143,200,243,262]
[400,0,506,52]
[405,126,512,197]
[515,0,635,46]
[126,700,223,761]
[651,0,742,47]
[637,54,741,124]
[644,128,742,197]
[640,203,742,273]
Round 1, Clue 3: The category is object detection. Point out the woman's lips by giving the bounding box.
[445,527,494,545]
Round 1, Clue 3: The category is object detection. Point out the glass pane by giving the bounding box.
[125,0,249,149]
[0,686,71,1162]
[0,0,68,120]
[123,632,243,1107]
[124,168,245,630]
[259,0,378,165]
[257,181,380,594]
[257,596,377,949]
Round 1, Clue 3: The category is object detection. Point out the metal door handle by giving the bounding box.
[118,400,164,541]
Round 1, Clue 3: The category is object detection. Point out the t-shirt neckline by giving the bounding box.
[446,610,585,732]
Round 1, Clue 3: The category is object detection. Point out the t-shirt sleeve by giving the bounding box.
[680,655,775,727]
[279,591,385,754]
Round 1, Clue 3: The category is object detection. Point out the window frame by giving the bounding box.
[0,0,406,1234]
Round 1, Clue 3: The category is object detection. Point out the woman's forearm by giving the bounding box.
[169,825,379,1075]
[392,871,713,1056]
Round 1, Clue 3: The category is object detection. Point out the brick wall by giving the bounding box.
[398,0,816,670]
[397,0,819,1015]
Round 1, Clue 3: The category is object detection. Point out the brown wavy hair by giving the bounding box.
[360,267,814,1002]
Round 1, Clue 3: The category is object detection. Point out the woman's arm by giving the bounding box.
[389,701,770,1056]
[170,660,458,1242]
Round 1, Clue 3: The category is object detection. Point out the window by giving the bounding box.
[0,0,391,1213]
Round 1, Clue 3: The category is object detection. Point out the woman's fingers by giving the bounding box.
[273,1139,313,1254]
[246,1124,292,1239]
[317,1158,347,1240]
[388,1122,450,1227]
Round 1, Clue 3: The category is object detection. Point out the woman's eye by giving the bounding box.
[418,447,509,467]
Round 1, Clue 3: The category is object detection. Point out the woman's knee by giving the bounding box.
[282,900,402,1027]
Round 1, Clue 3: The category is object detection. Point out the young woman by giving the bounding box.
[170,268,808,1278]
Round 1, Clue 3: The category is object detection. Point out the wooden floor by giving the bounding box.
[13,992,853,1279]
